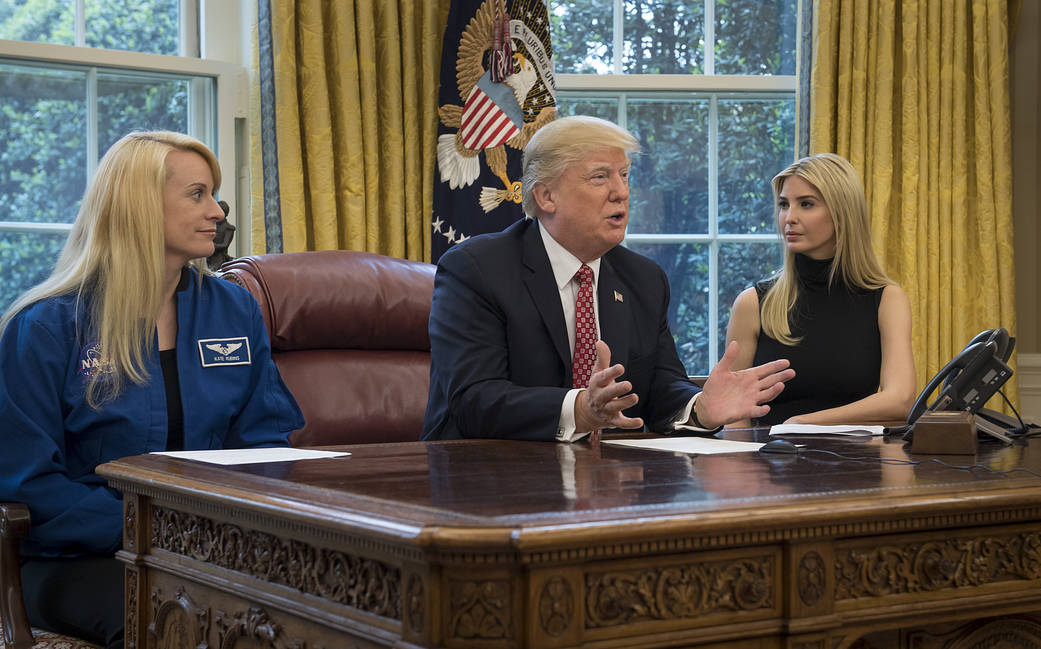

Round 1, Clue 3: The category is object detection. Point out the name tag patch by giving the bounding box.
[198,337,251,367]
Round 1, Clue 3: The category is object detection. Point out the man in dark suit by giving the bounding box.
[422,116,793,442]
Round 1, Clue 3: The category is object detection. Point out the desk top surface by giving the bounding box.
[98,430,1041,547]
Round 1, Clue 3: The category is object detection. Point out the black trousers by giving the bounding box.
[20,555,124,649]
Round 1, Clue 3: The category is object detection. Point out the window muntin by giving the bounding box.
[552,0,796,76]
[0,58,215,309]
[0,0,180,55]
[552,0,798,373]
[0,0,228,311]
[0,63,87,226]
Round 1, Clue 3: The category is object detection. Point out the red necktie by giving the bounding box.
[572,265,599,441]
[572,264,598,386]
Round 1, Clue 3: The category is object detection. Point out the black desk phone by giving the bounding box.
[903,328,1019,442]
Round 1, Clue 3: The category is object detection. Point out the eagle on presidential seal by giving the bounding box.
[436,0,557,214]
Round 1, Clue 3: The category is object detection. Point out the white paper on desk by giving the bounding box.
[769,424,885,437]
[151,448,350,465]
[602,437,765,454]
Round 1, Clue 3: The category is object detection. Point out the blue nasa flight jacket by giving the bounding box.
[0,268,304,557]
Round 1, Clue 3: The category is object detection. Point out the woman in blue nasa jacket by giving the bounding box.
[0,131,304,648]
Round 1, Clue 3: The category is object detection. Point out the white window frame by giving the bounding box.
[554,0,799,369]
[0,0,249,254]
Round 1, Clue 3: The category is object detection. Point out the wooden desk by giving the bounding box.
[97,432,1041,649]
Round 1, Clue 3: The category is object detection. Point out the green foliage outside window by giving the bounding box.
[552,0,797,373]
[0,0,179,54]
[551,0,796,75]
[0,0,183,311]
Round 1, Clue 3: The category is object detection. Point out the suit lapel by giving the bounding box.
[521,221,571,372]
[597,254,631,367]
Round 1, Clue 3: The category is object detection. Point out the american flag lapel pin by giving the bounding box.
[614,290,623,303]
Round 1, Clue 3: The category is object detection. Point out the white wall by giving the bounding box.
[1011,1,1040,418]
[1020,355,1041,424]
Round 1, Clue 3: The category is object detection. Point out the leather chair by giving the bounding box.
[219,250,436,446]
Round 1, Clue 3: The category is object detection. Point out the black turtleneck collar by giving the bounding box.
[175,266,192,292]
[794,253,834,291]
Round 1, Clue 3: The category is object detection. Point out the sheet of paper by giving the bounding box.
[769,423,885,437]
[601,437,766,454]
[152,447,350,465]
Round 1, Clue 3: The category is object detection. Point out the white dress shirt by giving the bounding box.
[536,221,700,442]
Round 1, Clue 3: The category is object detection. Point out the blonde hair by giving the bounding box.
[0,131,221,406]
[521,115,640,217]
[760,153,891,345]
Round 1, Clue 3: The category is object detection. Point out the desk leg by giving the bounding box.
[782,541,846,649]
[119,493,150,649]
[402,565,438,646]
[526,566,583,649]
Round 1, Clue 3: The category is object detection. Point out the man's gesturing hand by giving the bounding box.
[694,341,794,430]
[574,341,644,433]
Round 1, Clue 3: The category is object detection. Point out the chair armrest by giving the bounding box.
[0,503,33,649]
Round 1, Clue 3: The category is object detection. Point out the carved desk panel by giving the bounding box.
[98,432,1041,649]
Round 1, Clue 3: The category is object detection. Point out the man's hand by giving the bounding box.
[694,341,794,429]
[574,341,644,433]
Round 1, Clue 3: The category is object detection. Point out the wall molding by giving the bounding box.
[1018,354,1041,423]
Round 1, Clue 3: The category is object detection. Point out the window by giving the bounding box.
[0,0,243,311]
[551,0,799,374]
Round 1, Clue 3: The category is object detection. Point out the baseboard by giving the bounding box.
[1018,353,1041,424]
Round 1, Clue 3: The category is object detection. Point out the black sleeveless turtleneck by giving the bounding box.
[750,254,884,425]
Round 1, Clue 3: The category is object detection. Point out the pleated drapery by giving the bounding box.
[810,0,1020,408]
[251,0,451,260]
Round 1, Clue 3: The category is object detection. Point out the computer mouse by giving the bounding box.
[759,439,799,454]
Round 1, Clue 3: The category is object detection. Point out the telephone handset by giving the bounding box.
[902,328,1016,442]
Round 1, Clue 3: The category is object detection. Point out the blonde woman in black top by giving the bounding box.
[725,153,916,426]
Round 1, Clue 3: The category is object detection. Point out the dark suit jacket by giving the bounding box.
[421,218,700,441]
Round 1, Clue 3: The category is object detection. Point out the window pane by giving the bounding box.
[624,0,704,74]
[97,72,194,155]
[0,63,87,225]
[717,241,783,351]
[625,242,709,374]
[0,64,215,313]
[85,0,179,55]
[0,231,67,310]
[626,97,709,234]
[0,0,75,44]
[548,1,797,371]
[715,0,797,75]
[717,97,796,234]
[555,96,617,122]
[550,1,613,74]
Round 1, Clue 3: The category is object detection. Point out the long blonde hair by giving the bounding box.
[760,153,890,346]
[0,131,221,406]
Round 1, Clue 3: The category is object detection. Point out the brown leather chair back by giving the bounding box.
[220,250,435,446]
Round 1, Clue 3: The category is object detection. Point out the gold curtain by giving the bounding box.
[250,0,451,260]
[810,0,1020,408]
